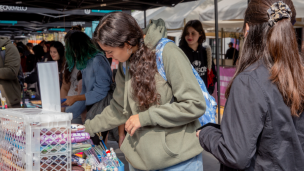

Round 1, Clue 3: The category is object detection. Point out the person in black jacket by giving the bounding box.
[225,42,239,65]
[197,0,304,171]
[179,20,217,94]
[24,45,44,92]
[225,42,235,60]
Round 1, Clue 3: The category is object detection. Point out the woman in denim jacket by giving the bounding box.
[63,31,112,129]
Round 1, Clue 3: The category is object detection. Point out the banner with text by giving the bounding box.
[212,66,236,107]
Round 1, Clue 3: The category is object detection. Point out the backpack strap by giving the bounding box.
[156,38,216,102]
[191,64,217,105]
[122,62,127,75]
[0,46,6,64]
[155,38,174,81]
[123,38,217,125]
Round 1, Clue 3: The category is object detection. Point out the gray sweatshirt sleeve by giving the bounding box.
[199,74,268,170]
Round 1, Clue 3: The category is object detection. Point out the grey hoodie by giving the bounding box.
[0,37,21,108]
[85,19,205,170]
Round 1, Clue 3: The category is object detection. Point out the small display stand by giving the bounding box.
[0,62,73,171]
[0,108,73,171]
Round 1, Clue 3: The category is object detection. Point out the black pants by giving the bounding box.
[86,104,108,145]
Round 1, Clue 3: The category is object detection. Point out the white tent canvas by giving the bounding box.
[200,0,304,21]
[132,7,167,28]
[132,0,245,30]
[132,0,219,29]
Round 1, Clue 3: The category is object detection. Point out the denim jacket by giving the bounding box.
[66,53,112,119]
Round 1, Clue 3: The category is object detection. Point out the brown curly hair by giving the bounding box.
[93,12,160,110]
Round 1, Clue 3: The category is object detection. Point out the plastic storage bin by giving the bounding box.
[0,108,73,171]
[92,155,124,171]
[92,162,124,171]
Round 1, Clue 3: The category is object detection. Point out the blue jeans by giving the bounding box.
[66,106,83,124]
[129,153,203,171]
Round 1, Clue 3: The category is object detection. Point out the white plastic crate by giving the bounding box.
[0,108,73,171]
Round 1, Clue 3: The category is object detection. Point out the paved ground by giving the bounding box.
[107,140,221,171]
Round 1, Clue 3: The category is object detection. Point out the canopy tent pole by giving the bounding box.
[214,0,221,124]
[144,10,147,27]
[221,28,224,63]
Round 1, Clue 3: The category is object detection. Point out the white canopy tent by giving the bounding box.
[132,0,228,45]
[132,7,167,28]
[132,0,248,33]
[200,0,247,21]
[132,0,218,29]
[200,0,304,26]
[133,0,304,31]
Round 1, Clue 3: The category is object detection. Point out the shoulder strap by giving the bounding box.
[122,62,127,75]
[0,46,6,64]
[155,38,174,81]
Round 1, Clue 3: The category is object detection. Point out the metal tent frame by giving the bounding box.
[0,0,196,11]
[213,0,250,124]
[0,1,196,34]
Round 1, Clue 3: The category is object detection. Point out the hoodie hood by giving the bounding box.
[0,37,11,48]
[143,19,167,49]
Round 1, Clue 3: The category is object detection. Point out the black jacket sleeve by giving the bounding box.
[25,69,38,84]
[199,74,268,170]
[225,49,228,59]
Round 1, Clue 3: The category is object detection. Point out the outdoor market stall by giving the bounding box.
[0,2,203,171]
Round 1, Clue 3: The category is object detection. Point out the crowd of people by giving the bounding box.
[13,40,65,93]
[0,0,304,170]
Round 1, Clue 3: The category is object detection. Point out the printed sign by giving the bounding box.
[84,9,91,14]
[212,66,236,106]
[0,5,27,12]
[72,22,86,26]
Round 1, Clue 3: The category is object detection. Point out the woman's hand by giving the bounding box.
[196,130,201,138]
[125,114,141,136]
[63,96,76,106]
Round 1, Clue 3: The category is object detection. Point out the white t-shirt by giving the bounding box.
[67,67,79,96]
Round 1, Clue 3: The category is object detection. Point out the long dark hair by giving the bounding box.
[30,45,44,70]
[33,45,44,58]
[44,41,52,53]
[65,31,100,71]
[225,0,304,117]
[50,41,65,73]
[179,20,206,47]
[93,12,159,110]
[17,42,30,56]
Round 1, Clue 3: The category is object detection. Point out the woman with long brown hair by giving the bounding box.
[197,0,304,170]
[85,12,206,171]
